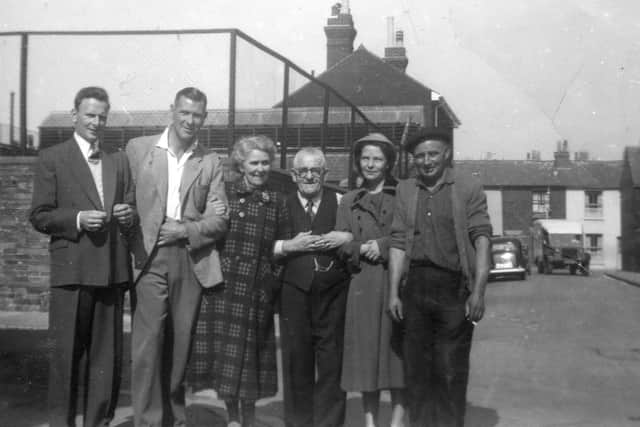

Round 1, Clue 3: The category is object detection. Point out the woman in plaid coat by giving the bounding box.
[188,135,290,427]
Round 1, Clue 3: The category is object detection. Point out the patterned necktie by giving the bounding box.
[88,142,101,164]
[305,199,315,223]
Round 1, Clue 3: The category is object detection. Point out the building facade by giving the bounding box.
[620,146,640,272]
[457,145,622,269]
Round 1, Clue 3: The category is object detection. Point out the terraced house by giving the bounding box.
[456,142,622,269]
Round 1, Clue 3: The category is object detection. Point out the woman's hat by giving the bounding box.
[353,132,396,171]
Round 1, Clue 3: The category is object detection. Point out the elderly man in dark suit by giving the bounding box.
[277,147,352,427]
[30,86,135,427]
[125,87,228,427]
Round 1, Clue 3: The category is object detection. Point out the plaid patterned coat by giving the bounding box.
[188,178,291,399]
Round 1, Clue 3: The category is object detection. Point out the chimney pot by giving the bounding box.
[324,4,357,69]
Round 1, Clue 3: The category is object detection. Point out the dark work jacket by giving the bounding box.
[282,190,348,292]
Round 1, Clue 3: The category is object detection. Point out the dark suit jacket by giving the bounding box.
[125,134,228,288]
[30,138,135,287]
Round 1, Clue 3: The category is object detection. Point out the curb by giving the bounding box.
[604,273,640,289]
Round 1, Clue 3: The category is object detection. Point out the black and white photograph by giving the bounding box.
[1,1,639,426]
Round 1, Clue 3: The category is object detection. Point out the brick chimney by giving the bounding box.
[383,18,408,73]
[553,139,571,168]
[324,2,357,69]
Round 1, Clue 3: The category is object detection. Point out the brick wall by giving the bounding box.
[0,152,353,312]
[0,157,50,311]
[550,188,566,219]
[502,187,533,233]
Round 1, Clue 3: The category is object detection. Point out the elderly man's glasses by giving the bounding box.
[293,167,325,177]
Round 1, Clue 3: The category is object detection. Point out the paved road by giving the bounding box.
[468,271,640,427]
[2,271,639,426]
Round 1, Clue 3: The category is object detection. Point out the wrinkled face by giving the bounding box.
[240,149,271,189]
[291,153,326,199]
[359,144,388,184]
[72,98,109,144]
[413,139,451,182]
[170,95,207,143]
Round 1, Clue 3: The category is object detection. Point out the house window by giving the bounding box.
[584,190,603,218]
[532,191,550,216]
[585,233,603,261]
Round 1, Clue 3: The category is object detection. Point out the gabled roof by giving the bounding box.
[275,45,458,127]
[455,160,622,189]
[623,146,640,186]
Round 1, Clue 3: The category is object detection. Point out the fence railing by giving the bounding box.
[1,28,382,186]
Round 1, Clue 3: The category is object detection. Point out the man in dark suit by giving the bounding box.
[30,86,135,427]
[125,87,228,427]
[276,148,352,427]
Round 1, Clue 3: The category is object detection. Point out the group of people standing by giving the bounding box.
[30,85,491,427]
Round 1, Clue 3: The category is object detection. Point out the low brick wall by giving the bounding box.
[0,152,351,312]
[0,157,50,311]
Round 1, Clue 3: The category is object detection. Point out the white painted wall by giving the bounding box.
[565,189,621,269]
[602,190,621,269]
[485,189,503,236]
[565,190,584,222]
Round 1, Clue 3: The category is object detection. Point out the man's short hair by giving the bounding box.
[74,86,110,110]
[292,147,326,169]
[405,128,452,153]
[174,87,208,109]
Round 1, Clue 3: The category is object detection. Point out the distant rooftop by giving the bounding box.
[456,159,622,189]
[40,106,425,129]
[624,146,640,186]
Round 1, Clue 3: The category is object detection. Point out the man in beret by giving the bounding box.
[388,128,491,427]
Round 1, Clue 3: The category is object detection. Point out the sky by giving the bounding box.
[2,0,640,160]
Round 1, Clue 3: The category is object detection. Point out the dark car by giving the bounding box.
[489,236,528,281]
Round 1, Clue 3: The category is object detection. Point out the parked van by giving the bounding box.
[531,219,590,275]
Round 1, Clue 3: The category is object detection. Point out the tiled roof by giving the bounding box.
[455,160,622,189]
[274,45,460,127]
[624,146,640,186]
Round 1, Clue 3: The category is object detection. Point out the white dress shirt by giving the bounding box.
[155,127,197,221]
[75,133,104,230]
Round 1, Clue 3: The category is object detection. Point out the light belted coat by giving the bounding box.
[125,134,228,287]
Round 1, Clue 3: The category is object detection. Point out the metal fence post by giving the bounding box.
[347,107,356,189]
[321,88,329,152]
[228,31,237,155]
[20,33,28,153]
[280,64,289,169]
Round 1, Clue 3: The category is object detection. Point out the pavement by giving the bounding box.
[1,270,640,427]
[603,270,640,288]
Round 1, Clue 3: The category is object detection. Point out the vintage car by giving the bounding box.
[489,236,529,281]
[531,219,590,275]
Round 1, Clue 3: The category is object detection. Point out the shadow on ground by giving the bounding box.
[1,329,499,427]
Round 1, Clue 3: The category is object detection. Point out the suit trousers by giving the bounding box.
[48,285,124,427]
[279,274,348,427]
[402,265,474,427]
[131,244,202,427]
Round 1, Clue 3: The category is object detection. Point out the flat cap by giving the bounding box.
[404,127,452,153]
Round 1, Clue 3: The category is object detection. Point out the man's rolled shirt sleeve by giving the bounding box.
[390,184,409,251]
[466,182,493,244]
